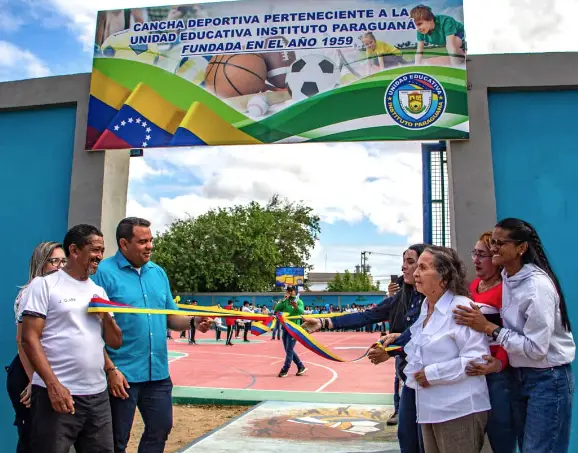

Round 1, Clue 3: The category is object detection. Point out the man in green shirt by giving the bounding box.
[274,286,307,378]
[410,5,466,67]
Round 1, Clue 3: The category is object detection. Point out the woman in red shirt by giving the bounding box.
[466,231,517,453]
[224,300,236,346]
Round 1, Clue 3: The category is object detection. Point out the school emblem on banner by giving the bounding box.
[385,72,446,130]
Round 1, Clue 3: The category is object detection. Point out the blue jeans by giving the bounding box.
[272,321,281,339]
[511,364,573,453]
[109,377,173,453]
[486,369,517,453]
[281,329,303,371]
[393,356,402,413]
[398,385,424,453]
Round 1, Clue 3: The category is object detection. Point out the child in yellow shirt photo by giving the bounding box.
[362,32,406,75]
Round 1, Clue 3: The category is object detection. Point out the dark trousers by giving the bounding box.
[271,321,281,340]
[243,323,251,341]
[215,326,222,341]
[281,329,303,371]
[486,369,517,453]
[6,355,32,453]
[188,319,196,342]
[398,385,424,453]
[30,385,113,453]
[226,325,234,344]
[109,377,173,453]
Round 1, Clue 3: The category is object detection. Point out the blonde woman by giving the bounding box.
[6,242,66,453]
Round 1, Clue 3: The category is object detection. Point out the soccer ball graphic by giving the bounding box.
[101,31,160,65]
[286,54,339,101]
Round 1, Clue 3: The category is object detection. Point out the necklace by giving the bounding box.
[478,278,501,293]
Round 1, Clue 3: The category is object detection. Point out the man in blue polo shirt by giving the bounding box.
[92,217,210,453]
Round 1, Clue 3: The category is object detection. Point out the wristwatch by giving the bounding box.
[491,327,502,341]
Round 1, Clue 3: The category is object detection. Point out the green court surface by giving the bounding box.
[172,386,394,406]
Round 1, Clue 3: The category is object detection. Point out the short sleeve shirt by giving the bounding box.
[366,40,401,57]
[91,251,178,383]
[21,270,108,395]
[417,14,465,46]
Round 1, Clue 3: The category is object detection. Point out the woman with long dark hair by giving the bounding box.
[455,218,575,453]
[303,243,428,453]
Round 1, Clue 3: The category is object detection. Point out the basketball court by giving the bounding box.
[168,330,396,406]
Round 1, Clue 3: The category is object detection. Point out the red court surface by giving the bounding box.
[168,330,396,394]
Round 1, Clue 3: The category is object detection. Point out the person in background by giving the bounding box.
[465,232,517,453]
[404,246,490,453]
[274,286,306,378]
[92,217,211,453]
[271,299,282,340]
[242,301,252,342]
[261,305,270,316]
[454,218,575,453]
[22,225,122,453]
[6,242,67,453]
[224,300,236,346]
[188,300,198,345]
[213,316,224,341]
[303,244,427,451]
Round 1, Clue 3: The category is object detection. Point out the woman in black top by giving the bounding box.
[303,243,427,453]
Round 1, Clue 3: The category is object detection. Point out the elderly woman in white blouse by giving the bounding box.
[404,245,491,453]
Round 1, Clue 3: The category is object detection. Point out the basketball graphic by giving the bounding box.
[204,54,267,99]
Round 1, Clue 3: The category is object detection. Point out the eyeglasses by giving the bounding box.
[46,258,67,267]
[489,238,522,248]
[471,250,492,259]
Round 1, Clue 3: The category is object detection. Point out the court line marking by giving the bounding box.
[172,350,338,393]
[168,352,189,363]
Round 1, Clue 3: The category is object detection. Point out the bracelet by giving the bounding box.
[105,366,117,374]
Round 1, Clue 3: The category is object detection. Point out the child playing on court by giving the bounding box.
[410,5,466,67]
[362,32,405,74]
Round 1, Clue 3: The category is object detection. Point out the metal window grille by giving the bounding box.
[422,142,451,247]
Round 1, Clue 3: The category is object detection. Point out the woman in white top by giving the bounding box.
[454,218,575,453]
[404,246,491,453]
[6,241,66,453]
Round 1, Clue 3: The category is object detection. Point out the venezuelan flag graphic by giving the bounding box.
[169,102,261,147]
[86,70,131,149]
[250,322,270,336]
[92,83,185,150]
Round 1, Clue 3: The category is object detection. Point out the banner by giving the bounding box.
[87,0,468,150]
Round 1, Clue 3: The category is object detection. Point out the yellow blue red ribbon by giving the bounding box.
[88,298,401,363]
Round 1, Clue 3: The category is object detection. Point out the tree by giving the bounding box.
[152,195,321,292]
[326,270,380,292]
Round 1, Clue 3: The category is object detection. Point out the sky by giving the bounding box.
[1,0,575,285]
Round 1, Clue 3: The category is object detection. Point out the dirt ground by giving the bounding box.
[127,405,251,453]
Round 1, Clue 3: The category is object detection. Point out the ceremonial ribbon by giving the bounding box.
[88,298,401,363]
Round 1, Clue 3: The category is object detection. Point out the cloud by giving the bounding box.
[39,0,231,50]
[128,156,169,181]
[127,141,424,242]
[0,10,25,33]
[0,41,51,82]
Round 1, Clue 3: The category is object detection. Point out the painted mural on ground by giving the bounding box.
[182,401,400,453]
